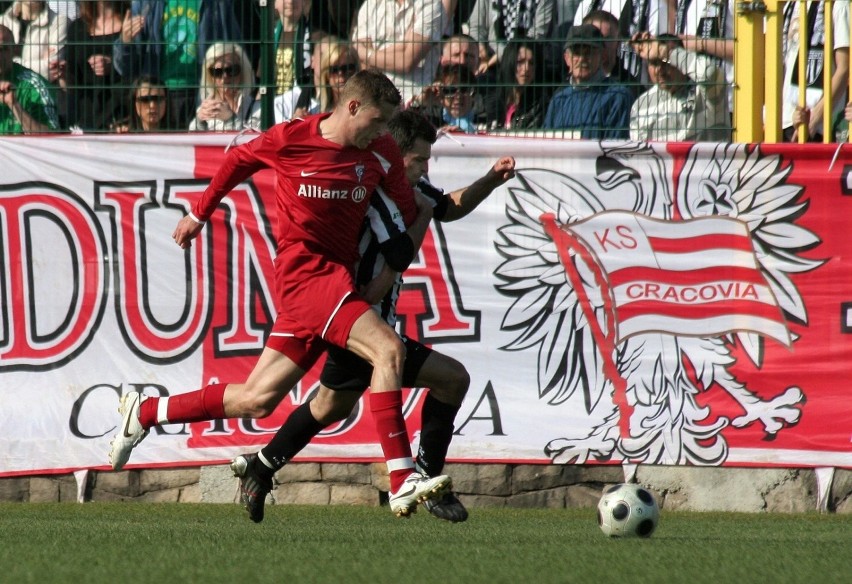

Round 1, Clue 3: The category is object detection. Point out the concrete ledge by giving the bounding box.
[1,464,849,513]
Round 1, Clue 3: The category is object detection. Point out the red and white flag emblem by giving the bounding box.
[548,211,791,346]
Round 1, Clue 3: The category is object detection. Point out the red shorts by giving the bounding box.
[266,245,370,370]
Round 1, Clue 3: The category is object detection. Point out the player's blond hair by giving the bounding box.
[339,69,401,109]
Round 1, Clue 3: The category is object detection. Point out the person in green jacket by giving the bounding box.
[0,24,59,134]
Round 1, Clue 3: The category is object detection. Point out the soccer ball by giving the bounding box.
[597,483,660,538]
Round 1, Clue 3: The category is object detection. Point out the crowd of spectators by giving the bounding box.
[0,0,846,142]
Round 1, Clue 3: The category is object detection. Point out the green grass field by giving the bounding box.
[1,503,848,584]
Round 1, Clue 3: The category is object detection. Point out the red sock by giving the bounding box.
[370,391,414,492]
[138,383,228,428]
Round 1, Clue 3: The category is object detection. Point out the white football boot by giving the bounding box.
[388,472,452,518]
[108,392,149,470]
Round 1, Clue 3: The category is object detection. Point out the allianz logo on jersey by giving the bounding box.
[297,183,368,203]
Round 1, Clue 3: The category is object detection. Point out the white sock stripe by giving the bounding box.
[156,397,170,425]
[386,458,415,473]
[257,451,275,470]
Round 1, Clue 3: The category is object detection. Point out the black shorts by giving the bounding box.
[320,336,433,393]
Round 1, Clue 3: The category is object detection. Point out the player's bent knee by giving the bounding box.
[441,378,469,402]
[442,358,470,393]
[370,333,406,370]
[451,365,471,397]
[429,361,470,406]
[388,334,407,360]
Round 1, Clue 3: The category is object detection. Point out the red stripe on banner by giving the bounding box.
[616,298,785,323]
[541,214,634,441]
[608,266,768,288]
[647,233,754,254]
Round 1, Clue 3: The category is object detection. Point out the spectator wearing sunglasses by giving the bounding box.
[113,1,242,129]
[415,64,480,134]
[189,42,258,132]
[273,35,358,123]
[123,75,169,132]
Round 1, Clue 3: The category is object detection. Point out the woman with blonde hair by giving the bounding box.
[189,42,259,132]
[273,36,358,123]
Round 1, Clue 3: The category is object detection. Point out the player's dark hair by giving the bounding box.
[388,110,438,153]
[341,69,401,108]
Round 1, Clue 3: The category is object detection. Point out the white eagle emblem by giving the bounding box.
[493,142,823,465]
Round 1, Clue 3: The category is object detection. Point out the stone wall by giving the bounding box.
[1,464,850,514]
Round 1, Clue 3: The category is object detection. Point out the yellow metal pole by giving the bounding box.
[764,0,784,142]
[798,0,808,143]
[824,0,834,141]
[734,1,767,142]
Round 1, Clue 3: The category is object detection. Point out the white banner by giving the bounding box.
[1,134,850,475]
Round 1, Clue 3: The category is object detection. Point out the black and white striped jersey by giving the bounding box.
[357,177,448,326]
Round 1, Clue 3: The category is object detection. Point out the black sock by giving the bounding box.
[415,394,460,477]
[257,401,325,479]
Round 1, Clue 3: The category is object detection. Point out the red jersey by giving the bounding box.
[193,114,417,268]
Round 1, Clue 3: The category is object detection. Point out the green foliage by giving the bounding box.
[0,503,848,584]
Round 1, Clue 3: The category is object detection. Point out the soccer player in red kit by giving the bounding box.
[108,70,451,517]
[230,110,516,524]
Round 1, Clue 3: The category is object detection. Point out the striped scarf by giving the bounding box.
[496,0,535,40]
[783,1,826,88]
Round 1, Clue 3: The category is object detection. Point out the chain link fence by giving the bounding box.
[0,0,746,139]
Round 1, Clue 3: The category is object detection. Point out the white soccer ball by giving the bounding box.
[597,483,660,538]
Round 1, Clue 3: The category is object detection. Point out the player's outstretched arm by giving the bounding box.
[443,156,516,222]
[172,214,206,249]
